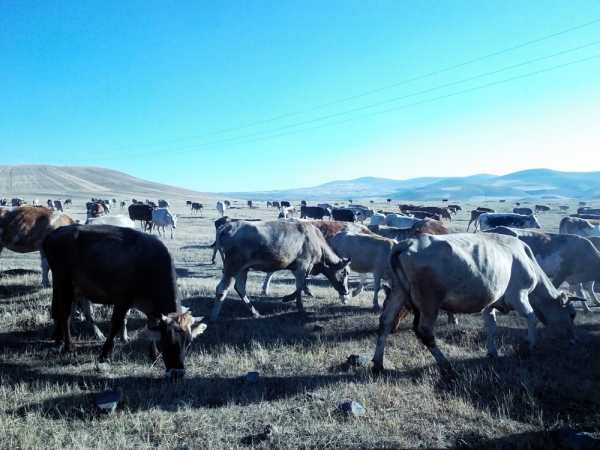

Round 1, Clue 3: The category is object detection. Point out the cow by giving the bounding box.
[559,205,570,212]
[191,202,203,215]
[120,201,127,209]
[53,200,63,212]
[271,201,280,209]
[278,206,295,219]
[559,217,600,238]
[332,208,356,222]
[44,224,206,378]
[405,210,442,221]
[384,214,421,229]
[158,200,170,208]
[347,206,374,222]
[447,204,462,214]
[86,215,136,228]
[369,219,449,241]
[467,208,496,232]
[372,233,578,376]
[535,205,551,213]
[0,206,74,286]
[300,206,330,220]
[210,216,262,264]
[128,203,154,231]
[217,201,227,217]
[513,207,534,215]
[211,221,351,319]
[475,213,541,232]
[11,198,24,207]
[46,199,53,209]
[280,201,291,208]
[247,200,253,208]
[64,199,72,208]
[151,208,177,239]
[369,213,387,226]
[488,227,600,312]
[571,213,600,221]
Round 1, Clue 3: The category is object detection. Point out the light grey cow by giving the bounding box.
[489,227,600,312]
[211,221,351,320]
[373,233,579,376]
[560,217,600,238]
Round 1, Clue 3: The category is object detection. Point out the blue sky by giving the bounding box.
[1,1,599,192]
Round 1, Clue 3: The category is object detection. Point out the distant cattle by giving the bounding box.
[64,199,72,208]
[513,207,533,215]
[151,208,177,239]
[0,206,74,286]
[372,233,578,375]
[53,200,63,212]
[247,200,253,208]
[499,199,506,203]
[128,204,153,231]
[466,208,496,232]
[120,201,127,209]
[577,207,600,215]
[158,199,170,208]
[476,213,541,232]
[331,208,355,222]
[535,205,551,213]
[559,217,600,237]
[217,201,227,217]
[44,224,206,378]
[211,221,351,319]
[191,202,203,215]
[11,198,24,207]
[447,204,462,214]
[301,206,330,220]
[559,205,570,211]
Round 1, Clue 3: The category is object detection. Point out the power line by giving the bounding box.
[90,44,600,161]
[102,17,600,153]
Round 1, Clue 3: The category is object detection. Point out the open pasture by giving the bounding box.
[1,198,599,449]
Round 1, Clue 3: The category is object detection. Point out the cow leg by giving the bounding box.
[292,270,309,314]
[575,284,594,313]
[510,290,538,352]
[413,307,454,376]
[352,273,366,297]
[261,272,274,296]
[372,275,382,312]
[51,276,74,352]
[211,273,235,321]
[99,304,129,362]
[40,251,50,288]
[482,306,498,357]
[303,281,314,297]
[78,298,106,341]
[372,287,407,373]
[120,309,129,342]
[234,269,261,318]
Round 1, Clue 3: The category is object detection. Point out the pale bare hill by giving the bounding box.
[0,165,212,201]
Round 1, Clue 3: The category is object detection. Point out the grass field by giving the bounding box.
[1,199,599,449]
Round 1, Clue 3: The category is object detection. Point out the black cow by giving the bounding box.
[44,225,206,378]
[281,201,291,208]
[128,204,153,231]
[191,202,203,215]
[301,206,330,220]
[332,208,356,222]
[513,207,533,215]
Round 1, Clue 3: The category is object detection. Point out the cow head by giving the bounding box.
[320,257,352,303]
[534,292,578,342]
[144,312,207,380]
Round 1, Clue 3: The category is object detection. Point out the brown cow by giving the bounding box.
[0,206,74,286]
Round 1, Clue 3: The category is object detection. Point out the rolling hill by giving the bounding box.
[0,165,210,200]
[228,169,600,201]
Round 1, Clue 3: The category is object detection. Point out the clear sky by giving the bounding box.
[1,1,599,192]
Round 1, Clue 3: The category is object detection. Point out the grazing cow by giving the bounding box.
[247,200,253,208]
[64,199,72,208]
[559,205,570,211]
[120,201,127,209]
[44,225,205,377]
[475,213,540,232]
[11,198,24,207]
[466,207,496,232]
[53,200,63,212]
[384,214,421,229]
[111,199,117,207]
[332,208,356,222]
[47,199,54,208]
[301,206,330,220]
[488,227,600,312]
[217,201,227,217]
[210,216,263,264]
[191,202,203,215]
[535,205,551,213]
[0,207,74,286]
[447,204,462,214]
[211,221,351,319]
[128,204,153,231]
[559,217,600,238]
[151,208,177,238]
[513,207,534,215]
[372,233,578,375]
[278,206,295,219]
[158,200,170,208]
[86,214,136,228]
[280,201,291,208]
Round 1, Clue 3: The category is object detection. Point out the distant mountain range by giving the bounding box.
[227,169,600,201]
[0,165,210,200]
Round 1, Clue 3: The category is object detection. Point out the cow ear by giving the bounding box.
[190,318,207,339]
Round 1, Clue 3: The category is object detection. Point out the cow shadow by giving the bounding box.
[0,284,44,299]
[0,269,41,277]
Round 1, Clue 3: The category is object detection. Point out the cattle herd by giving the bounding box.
[1,196,600,382]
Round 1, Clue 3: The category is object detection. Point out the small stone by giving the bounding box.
[94,389,121,414]
[338,400,366,417]
[245,371,260,383]
[346,354,370,368]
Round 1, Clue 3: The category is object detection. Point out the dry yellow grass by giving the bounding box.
[1,199,599,449]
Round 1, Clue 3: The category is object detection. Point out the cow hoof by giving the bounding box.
[371,364,385,376]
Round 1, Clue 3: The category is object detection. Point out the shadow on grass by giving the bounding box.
[0,269,41,277]
[0,284,44,298]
